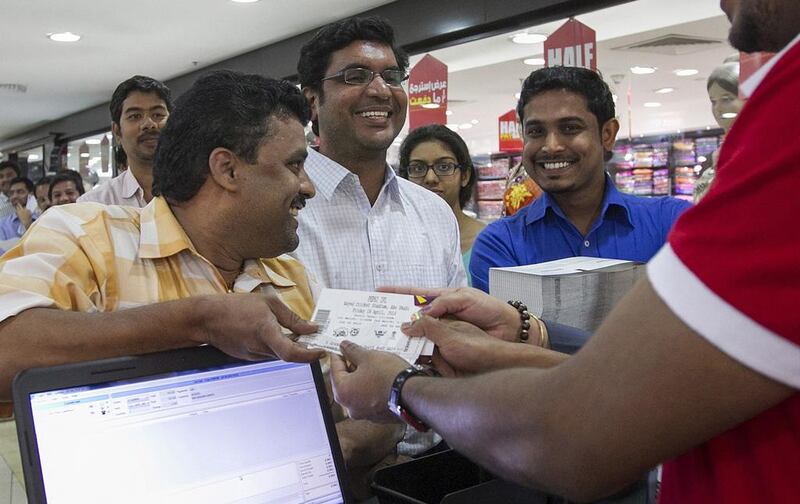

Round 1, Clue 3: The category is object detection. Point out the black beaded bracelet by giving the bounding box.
[507,300,531,342]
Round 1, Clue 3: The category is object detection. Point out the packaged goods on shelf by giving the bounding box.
[477,200,504,220]
[476,179,506,200]
[674,166,698,197]
[615,169,636,194]
[653,168,670,195]
[476,163,509,179]
[633,169,653,195]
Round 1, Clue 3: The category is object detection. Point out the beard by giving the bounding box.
[728,0,787,52]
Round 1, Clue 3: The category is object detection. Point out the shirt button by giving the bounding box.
[376,264,384,272]
[584,240,590,247]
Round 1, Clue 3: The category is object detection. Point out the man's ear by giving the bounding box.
[601,117,620,151]
[111,122,121,142]
[303,87,320,124]
[207,147,240,193]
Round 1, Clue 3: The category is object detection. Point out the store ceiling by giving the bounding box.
[0,0,395,142]
[395,0,735,158]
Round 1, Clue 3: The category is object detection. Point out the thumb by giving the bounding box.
[401,315,453,346]
[339,340,369,365]
[266,295,318,335]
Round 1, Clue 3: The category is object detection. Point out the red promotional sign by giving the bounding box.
[408,54,448,129]
[739,51,775,98]
[498,109,523,152]
[544,19,597,71]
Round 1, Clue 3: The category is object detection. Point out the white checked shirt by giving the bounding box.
[295,148,466,291]
[78,168,146,207]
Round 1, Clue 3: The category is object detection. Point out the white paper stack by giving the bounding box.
[489,257,645,332]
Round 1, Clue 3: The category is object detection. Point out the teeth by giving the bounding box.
[542,161,572,170]
[359,111,389,118]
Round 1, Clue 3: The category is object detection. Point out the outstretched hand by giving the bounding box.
[196,293,326,363]
[402,315,520,376]
[379,286,521,341]
[330,341,408,423]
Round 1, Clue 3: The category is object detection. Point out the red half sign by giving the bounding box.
[408,54,448,129]
[544,19,597,71]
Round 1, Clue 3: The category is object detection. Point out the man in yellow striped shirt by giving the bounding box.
[0,71,325,399]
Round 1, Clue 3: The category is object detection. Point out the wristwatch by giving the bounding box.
[388,364,439,432]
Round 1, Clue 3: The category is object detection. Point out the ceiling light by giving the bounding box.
[470,119,479,125]
[721,112,738,119]
[655,87,675,94]
[511,33,548,45]
[674,69,699,77]
[47,32,81,42]
[630,66,656,75]
[643,102,662,108]
[230,0,260,3]
[80,153,90,158]
[458,123,473,130]
[28,154,40,161]
[446,124,459,131]
[85,139,102,145]
[612,94,618,103]
[445,110,453,116]
[421,103,440,109]
[514,92,521,100]
[523,57,545,66]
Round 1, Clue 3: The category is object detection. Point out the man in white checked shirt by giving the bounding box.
[295,16,466,465]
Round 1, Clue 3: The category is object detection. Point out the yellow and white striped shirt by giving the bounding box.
[0,197,316,322]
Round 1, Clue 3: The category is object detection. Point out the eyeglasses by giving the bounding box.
[321,67,409,87]
[406,161,460,178]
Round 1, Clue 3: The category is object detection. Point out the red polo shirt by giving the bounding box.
[648,35,800,503]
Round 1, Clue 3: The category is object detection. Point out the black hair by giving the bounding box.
[0,160,21,177]
[152,70,311,202]
[399,125,477,208]
[109,75,173,125]
[298,15,409,93]
[9,176,34,193]
[48,172,85,200]
[298,15,408,136]
[35,174,54,191]
[517,66,616,161]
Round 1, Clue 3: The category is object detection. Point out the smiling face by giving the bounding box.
[708,82,745,133]
[407,140,468,210]
[112,91,170,167]
[521,89,618,197]
[236,115,315,259]
[308,40,407,159]
[50,180,81,206]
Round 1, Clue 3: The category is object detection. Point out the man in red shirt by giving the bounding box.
[329,0,800,502]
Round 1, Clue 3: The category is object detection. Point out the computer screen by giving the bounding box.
[28,360,345,504]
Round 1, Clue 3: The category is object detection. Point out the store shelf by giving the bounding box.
[610,129,722,199]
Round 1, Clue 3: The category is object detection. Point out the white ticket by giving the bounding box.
[298,289,432,364]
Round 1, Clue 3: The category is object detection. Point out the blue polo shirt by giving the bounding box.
[469,176,692,292]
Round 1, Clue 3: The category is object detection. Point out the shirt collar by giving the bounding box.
[121,169,144,199]
[138,196,196,259]
[741,33,800,98]
[138,197,295,291]
[524,173,632,227]
[306,148,398,200]
[233,257,297,292]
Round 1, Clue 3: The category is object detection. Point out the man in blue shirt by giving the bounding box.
[0,177,38,254]
[470,67,691,292]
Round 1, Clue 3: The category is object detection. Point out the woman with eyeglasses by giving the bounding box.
[399,125,485,284]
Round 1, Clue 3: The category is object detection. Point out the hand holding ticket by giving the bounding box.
[298,289,433,363]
